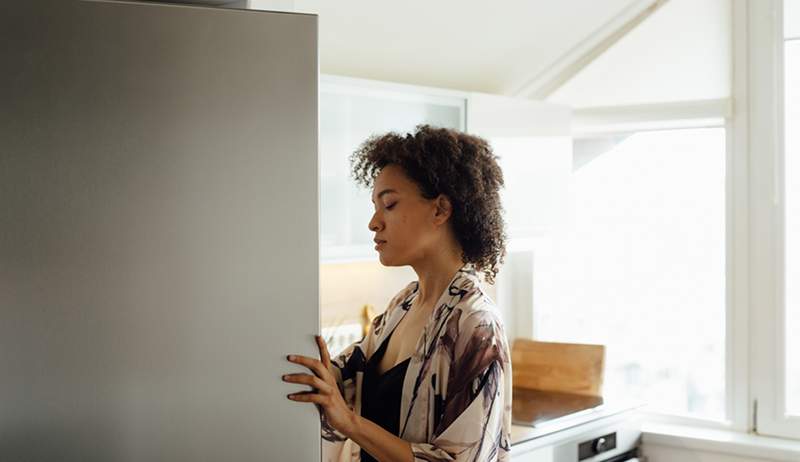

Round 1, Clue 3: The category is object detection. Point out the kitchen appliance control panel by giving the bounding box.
[578,431,617,460]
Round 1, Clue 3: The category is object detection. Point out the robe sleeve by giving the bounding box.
[320,319,374,444]
[321,281,419,462]
[409,310,513,462]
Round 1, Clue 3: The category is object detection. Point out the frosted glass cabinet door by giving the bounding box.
[320,81,465,262]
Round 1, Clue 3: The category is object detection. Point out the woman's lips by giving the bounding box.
[374,241,386,250]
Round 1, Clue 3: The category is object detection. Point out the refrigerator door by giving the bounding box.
[0,1,319,460]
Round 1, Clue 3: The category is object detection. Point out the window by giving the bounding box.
[533,127,727,421]
[501,0,799,440]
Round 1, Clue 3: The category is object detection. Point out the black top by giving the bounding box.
[360,330,411,462]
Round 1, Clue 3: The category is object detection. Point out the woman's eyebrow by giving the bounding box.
[371,189,398,203]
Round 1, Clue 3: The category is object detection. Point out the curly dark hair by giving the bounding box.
[349,124,507,284]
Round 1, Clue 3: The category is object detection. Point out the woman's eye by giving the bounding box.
[386,202,397,210]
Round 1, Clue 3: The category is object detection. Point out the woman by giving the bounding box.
[283,125,512,462]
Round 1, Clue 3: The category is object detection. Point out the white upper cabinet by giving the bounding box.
[319,75,466,262]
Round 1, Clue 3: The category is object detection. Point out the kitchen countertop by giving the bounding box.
[511,399,646,447]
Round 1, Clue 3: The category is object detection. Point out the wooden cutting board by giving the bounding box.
[511,338,606,397]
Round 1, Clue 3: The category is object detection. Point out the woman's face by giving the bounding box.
[368,164,451,266]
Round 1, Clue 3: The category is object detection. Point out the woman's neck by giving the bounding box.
[410,251,465,310]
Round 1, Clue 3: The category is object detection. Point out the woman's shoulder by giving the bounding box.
[450,268,503,324]
[438,268,507,356]
[454,296,506,344]
[444,272,512,374]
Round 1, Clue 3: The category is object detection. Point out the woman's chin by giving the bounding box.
[377,252,402,267]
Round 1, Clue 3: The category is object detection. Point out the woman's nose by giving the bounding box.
[368,212,382,232]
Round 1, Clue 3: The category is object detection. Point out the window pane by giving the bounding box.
[533,128,726,421]
[785,40,800,415]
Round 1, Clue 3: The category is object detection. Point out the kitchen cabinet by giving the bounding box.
[319,75,466,262]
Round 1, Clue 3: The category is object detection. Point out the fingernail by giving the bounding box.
[287,355,294,361]
[287,394,295,400]
[282,375,287,380]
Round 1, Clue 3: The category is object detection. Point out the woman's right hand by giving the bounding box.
[283,335,356,437]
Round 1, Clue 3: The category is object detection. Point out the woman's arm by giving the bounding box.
[346,413,414,462]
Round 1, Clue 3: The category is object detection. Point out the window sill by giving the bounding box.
[641,422,800,462]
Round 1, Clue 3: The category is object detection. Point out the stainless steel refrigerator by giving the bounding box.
[0,1,320,460]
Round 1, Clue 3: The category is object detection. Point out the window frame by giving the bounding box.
[746,0,800,440]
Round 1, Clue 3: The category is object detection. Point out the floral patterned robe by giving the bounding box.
[322,263,512,461]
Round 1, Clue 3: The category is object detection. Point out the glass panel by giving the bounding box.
[319,88,462,260]
[533,128,727,420]
[785,39,800,415]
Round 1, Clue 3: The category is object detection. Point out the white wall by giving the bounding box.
[548,0,732,107]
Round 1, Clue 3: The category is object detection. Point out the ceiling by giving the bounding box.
[295,0,641,94]
[139,0,644,95]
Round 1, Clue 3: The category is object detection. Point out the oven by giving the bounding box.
[510,387,646,462]
[512,413,645,461]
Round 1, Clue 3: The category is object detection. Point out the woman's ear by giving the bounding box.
[433,194,453,225]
